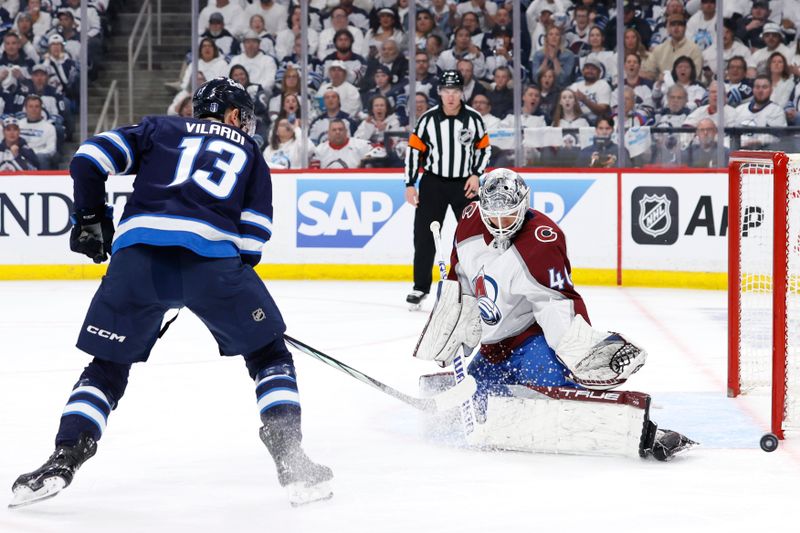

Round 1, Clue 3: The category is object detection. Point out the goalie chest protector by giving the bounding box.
[448,202,589,362]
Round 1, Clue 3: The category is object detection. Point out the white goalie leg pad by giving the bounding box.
[467,387,651,459]
[555,315,647,390]
[414,280,482,367]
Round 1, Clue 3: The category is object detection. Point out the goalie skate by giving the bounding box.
[9,434,96,509]
[642,422,698,461]
[406,290,427,311]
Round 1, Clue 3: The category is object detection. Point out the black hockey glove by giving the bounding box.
[69,205,115,263]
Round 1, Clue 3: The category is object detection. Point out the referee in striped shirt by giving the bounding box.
[404,69,491,307]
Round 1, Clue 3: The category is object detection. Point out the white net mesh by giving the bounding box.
[737,161,774,391]
[736,154,800,432]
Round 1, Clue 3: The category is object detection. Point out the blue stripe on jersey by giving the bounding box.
[112,228,240,257]
[240,220,272,235]
[98,131,134,173]
[74,152,111,175]
[240,225,271,247]
[87,141,120,174]
[113,212,258,257]
[119,213,244,239]
[241,209,273,234]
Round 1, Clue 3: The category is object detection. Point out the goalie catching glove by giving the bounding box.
[555,315,646,390]
[414,280,482,367]
[69,205,115,264]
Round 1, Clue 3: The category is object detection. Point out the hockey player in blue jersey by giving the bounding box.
[9,77,333,508]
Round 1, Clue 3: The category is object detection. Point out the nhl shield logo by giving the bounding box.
[458,128,473,145]
[252,308,266,322]
[638,194,672,238]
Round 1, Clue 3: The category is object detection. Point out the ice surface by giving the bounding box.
[1,280,799,533]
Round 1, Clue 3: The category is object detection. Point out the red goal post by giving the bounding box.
[728,151,800,440]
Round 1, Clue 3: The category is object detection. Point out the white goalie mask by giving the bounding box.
[478,168,530,244]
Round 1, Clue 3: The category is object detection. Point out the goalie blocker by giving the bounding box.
[419,374,696,461]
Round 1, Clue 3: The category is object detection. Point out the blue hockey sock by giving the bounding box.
[56,358,130,447]
[56,381,112,446]
[254,363,301,427]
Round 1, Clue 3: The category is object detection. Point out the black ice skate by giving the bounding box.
[641,421,697,461]
[9,434,97,508]
[406,290,427,311]
[259,426,333,507]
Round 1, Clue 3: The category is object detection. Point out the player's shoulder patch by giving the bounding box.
[516,210,566,251]
[454,201,485,242]
[533,224,559,244]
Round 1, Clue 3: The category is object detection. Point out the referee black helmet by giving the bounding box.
[439,70,464,89]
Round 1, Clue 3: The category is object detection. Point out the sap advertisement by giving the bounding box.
[622,171,728,272]
[0,171,615,269]
[289,172,616,268]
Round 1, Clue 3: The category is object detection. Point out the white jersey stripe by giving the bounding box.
[98,131,133,174]
[240,236,265,253]
[241,209,273,234]
[76,143,116,175]
[116,214,243,249]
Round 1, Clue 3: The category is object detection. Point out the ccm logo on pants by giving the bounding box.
[86,325,126,343]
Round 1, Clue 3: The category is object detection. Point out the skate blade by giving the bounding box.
[8,477,66,509]
[287,481,333,507]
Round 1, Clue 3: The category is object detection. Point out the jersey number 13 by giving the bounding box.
[169,137,248,199]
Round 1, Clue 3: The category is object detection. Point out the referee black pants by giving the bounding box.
[412,174,471,294]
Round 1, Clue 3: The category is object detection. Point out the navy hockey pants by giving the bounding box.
[58,245,298,446]
[77,245,287,363]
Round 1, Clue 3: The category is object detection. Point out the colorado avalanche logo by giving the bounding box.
[473,268,502,326]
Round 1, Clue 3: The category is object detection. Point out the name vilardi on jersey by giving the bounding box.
[186,122,246,145]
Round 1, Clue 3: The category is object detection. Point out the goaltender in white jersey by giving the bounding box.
[414,168,696,461]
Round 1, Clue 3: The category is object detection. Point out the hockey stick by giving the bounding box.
[430,221,478,436]
[283,334,475,413]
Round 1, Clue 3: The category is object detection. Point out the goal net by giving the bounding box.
[728,151,800,439]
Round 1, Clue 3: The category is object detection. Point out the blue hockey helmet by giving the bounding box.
[192,76,256,135]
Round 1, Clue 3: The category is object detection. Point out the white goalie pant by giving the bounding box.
[467,386,651,459]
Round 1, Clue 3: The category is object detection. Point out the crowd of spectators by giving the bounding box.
[168,0,796,169]
[4,0,787,171]
[0,0,116,171]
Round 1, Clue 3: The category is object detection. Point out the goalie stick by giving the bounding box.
[283,334,475,413]
[430,221,478,436]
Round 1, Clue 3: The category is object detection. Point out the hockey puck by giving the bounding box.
[760,433,779,452]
